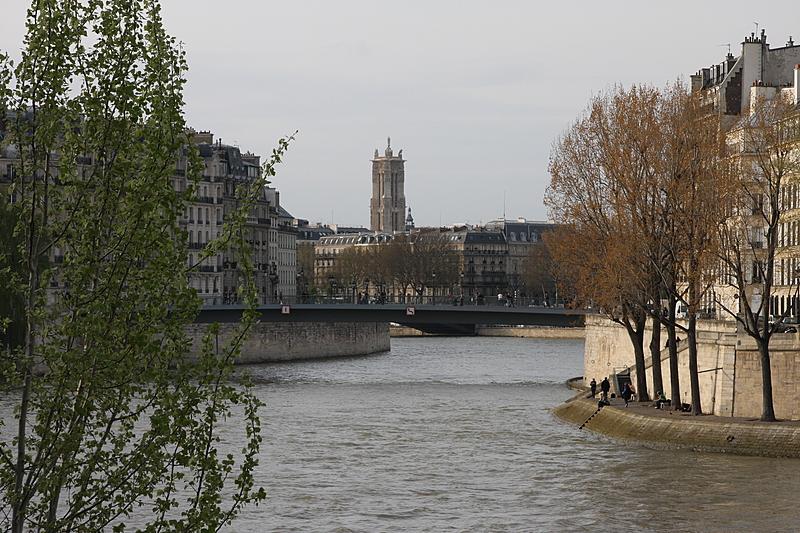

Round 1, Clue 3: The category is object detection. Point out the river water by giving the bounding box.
[224,336,800,532]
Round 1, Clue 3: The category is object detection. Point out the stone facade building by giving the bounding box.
[692,30,800,319]
[1,127,296,307]
[370,138,406,233]
[448,229,508,300]
[313,232,393,290]
[485,218,558,299]
[692,30,800,119]
[177,131,297,305]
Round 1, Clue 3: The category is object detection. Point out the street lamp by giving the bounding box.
[431,271,437,305]
[296,268,306,303]
[364,277,370,304]
[269,261,279,303]
[327,274,335,301]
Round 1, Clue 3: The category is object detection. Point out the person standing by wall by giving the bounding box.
[600,377,610,402]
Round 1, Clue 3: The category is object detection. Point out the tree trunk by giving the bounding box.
[686,315,702,415]
[633,329,649,402]
[623,316,649,402]
[667,298,681,410]
[649,314,664,397]
[757,339,777,422]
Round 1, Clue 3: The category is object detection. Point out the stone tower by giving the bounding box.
[370,137,406,233]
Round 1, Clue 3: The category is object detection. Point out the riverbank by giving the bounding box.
[389,325,585,338]
[475,326,585,339]
[553,391,800,458]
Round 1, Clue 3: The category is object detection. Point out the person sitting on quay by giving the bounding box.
[589,378,597,398]
[653,390,669,409]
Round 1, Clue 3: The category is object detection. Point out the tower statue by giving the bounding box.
[370,137,406,233]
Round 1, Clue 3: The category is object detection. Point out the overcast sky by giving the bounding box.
[2,1,799,226]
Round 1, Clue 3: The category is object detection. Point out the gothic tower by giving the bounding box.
[370,137,406,233]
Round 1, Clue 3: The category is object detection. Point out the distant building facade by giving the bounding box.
[449,229,509,300]
[692,30,800,119]
[180,130,296,305]
[370,138,406,233]
[691,30,800,318]
[485,218,558,299]
[0,127,296,306]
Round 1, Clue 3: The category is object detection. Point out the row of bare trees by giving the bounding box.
[325,234,460,301]
[546,82,800,421]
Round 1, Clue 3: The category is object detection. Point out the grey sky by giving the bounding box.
[2,1,798,226]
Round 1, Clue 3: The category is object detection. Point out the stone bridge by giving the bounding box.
[196,304,586,335]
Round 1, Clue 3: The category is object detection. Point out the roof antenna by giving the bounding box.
[754,21,759,36]
[719,43,731,55]
[503,190,507,222]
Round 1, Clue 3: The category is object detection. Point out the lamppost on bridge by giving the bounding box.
[363,278,370,304]
[296,268,307,304]
[431,271,437,305]
[268,261,279,304]
[327,274,336,301]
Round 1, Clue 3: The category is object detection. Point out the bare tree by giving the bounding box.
[521,241,559,304]
[547,85,671,401]
[654,85,733,415]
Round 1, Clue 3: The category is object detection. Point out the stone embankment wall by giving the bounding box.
[475,326,585,339]
[553,396,800,458]
[733,337,800,419]
[389,326,440,337]
[187,322,390,363]
[390,325,586,339]
[630,323,737,417]
[585,314,800,420]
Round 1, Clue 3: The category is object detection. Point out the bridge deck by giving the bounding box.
[196,304,586,328]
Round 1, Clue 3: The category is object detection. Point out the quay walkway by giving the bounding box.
[554,392,800,459]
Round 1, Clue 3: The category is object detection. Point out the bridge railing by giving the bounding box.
[215,294,574,309]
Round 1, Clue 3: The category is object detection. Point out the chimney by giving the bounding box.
[690,73,703,92]
[795,64,800,105]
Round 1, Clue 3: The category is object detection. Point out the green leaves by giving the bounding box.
[0,1,290,531]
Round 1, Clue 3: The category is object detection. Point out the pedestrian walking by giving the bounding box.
[589,378,597,398]
[621,382,634,407]
[600,377,610,402]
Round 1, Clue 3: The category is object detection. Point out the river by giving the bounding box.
[222,336,800,532]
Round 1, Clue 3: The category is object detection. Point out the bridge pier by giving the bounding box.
[186,321,390,363]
